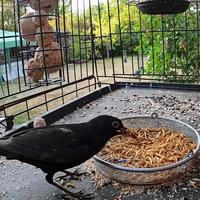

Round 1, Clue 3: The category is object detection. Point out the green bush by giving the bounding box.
[135,5,200,81]
[69,37,91,61]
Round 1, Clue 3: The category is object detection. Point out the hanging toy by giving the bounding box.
[26,58,44,82]
[29,0,58,12]
[20,12,38,41]
[32,9,48,27]
[20,10,48,41]
[34,42,62,74]
[35,24,54,47]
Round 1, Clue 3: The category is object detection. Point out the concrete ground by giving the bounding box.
[1,87,200,200]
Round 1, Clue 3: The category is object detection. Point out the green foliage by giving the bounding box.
[134,5,200,81]
[70,37,91,61]
[14,114,28,125]
[1,0,199,82]
[0,0,25,31]
[91,0,139,55]
[57,0,139,61]
[56,1,200,81]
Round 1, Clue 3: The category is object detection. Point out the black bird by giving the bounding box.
[0,115,127,199]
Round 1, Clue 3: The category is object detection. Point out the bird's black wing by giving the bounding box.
[0,126,89,164]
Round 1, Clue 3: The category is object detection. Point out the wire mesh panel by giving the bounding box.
[0,0,200,132]
[0,0,97,131]
[90,0,200,84]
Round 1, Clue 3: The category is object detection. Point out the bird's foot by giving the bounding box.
[56,190,94,199]
[56,174,81,182]
[66,168,90,177]
[56,169,89,182]
[55,174,81,182]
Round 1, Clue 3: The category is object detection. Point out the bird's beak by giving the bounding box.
[116,126,128,134]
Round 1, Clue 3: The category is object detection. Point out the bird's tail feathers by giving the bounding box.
[0,142,9,157]
[0,148,8,157]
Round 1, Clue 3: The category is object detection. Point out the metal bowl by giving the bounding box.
[127,0,190,15]
[94,115,200,185]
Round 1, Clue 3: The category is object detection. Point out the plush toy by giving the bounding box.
[34,42,62,74]
[26,58,44,82]
[20,12,38,41]
[29,0,58,12]
[32,9,48,27]
[35,24,54,47]
[20,10,48,41]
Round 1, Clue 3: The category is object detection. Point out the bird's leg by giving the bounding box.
[63,168,90,177]
[46,173,94,199]
[56,169,89,182]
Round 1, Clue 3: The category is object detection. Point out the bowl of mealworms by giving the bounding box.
[94,113,200,185]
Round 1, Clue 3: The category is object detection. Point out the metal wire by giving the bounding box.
[1,0,200,131]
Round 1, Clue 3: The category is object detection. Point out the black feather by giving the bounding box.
[0,115,125,175]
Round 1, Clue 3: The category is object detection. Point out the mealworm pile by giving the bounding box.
[99,127,197,168]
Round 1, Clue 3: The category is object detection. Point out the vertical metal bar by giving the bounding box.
[185,12,188,76]
[44,93,48,111]
[161,15,166,76]
[116,0,124,74]
[25,100,30,120]
[150,15,155,75]
[55,1,65,104]
[1,0,10,96]
[76,0,83,79]
[196,2,200,77]
[139,10,144,75]
[97,0,106,76]
[38,1,49,86]
[57,0,66,105]
[173,15,177,78]
[107,0,115,82]
[55,1,65,83]
[18,4,27,86]
[88,0,99,83]
[82,0,89,77]
[127,4,135,75]
[70,0,78,97]
[88,79,91,92]
[13,1,22,93]
[136,51,140,76]
[62,0,70,83]
[57,0,65,104]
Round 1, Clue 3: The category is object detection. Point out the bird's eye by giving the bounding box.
[112,121,120,128]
